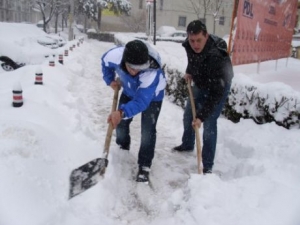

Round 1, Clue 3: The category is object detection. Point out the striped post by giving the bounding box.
[12,83,23,107]
[64,49,68,57]
[34,67,43,85]
[49,56,55,67]
[58,54,63,65]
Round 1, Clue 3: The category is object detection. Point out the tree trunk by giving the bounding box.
[42,16,47,33]
[84,14,87,33]
[54,13,59,33]
[97,7,102,31]
[61,16,64,31]
[213,17,216,34]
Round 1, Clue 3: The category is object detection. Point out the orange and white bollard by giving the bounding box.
[64,49,68,57]
[12,82,23,107]
[49,56,55,67]
[58,54,63,64]
[34,67,43,85]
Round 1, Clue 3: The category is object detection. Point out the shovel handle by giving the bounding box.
[187,79,202,174]
[103,79,120,157]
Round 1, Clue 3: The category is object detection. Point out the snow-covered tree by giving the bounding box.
[211,0,225,34]
[185,0,226,34]
[33,0,57,32]
[25,0,71,32]
[53,0,70,33]
[120,10,146,32]
[186,0,213,22]
[78,0,131,30]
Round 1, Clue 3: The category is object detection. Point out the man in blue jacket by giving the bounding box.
[173,20,234,174]
[101,40,166,182]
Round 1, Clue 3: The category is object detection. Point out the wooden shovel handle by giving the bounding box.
[187,80,202,174]
[103,80,120,157]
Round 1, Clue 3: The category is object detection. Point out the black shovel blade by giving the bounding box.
[69,158,108,199]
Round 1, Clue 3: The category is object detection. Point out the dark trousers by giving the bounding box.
[116,93,162,168]
[181,83,231,170]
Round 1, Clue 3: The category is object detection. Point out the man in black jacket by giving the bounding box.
[173,20,234,174]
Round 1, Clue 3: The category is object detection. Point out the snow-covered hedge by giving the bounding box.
[112,35,300,129]
[165,66,188,108]
[224,75,300,129]
[87,31,115,42]
[165,66,300,129]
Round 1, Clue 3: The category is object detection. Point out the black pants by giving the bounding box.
[116,93,162,168]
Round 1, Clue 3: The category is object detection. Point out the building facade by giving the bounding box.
[2,0,299,38]
[101,0,234,38]
[0,0,41,23]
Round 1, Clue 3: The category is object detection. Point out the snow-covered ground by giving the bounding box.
[0,23,300,225]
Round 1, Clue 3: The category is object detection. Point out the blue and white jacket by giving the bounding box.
[101,42,166,119]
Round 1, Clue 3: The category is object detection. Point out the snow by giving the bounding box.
[0,22,68,64]
[292,33,300,47]
[156,26,176,36]
[0,23,300,225]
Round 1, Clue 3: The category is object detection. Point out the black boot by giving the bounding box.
[172,145,193,152]
[203,168,212,174]
[136,167,150,182]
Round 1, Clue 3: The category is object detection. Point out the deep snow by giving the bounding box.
[0,23,300,225]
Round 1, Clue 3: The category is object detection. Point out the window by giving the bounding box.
[1,10,4,21]
[199,18,206,25]
[139,0,143,9]
[219,16,225,25]
[8,1,13,9]
[160,0,164,10]
[178,16,186,27]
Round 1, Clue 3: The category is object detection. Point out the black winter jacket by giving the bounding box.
[182,34,234,121]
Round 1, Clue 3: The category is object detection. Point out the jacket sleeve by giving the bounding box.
[102,65,116,86]
[101,50,117,86]
[119,71,161,118]
[196,56,229,121]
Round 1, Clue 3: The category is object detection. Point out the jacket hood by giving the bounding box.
[143,41,162,68]
[209,34,228,55]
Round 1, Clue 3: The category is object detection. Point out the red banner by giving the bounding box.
[230,0,298,65]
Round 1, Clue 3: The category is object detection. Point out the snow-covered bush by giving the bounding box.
[165,66,187,108]
[223,78,300,129]
[164,67,300,129]
[87,31,115,42]
[113,34,300,129]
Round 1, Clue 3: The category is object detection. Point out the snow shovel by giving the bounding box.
[187,80,202,174]
[69,84,120,199]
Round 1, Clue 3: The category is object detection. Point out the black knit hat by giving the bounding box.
[122,40,150,70]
